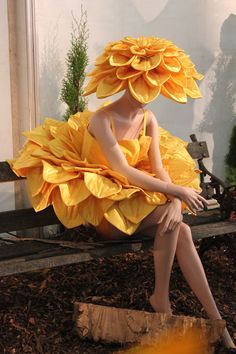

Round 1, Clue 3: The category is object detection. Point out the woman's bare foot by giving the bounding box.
[149,294,173,315]
[221,327,236,349]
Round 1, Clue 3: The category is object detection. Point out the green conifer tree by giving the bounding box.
[225,125,236,185]
[60,6,89,120]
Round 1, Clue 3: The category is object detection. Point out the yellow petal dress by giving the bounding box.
[8,105,202,235]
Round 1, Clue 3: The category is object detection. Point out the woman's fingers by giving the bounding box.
[198,195,210,205]
[195,198,204,209]
[160,214,173,234]
[169,216,179,230]
[161,212,182,233]
[157,209,168,224]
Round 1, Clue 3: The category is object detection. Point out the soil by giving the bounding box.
[0,232,235,354]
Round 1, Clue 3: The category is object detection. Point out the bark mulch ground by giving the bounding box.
[0,232,235,354]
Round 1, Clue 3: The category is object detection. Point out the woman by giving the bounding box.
[87,89,235,349]
[10,35,235,349]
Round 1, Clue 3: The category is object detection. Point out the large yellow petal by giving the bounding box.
[108,187,139,201]
[82,77,100,96]
[87,67,117,81]
[128,75,161,104]
[42,161,78,183]
[118,140,140,166]
[184,66,203,80]
[23,125,52,147]
[170,72,187,87]
[27,167,44,197]
[78,195,114,226]
[67,111,90,131]
[95,52,109,65]
[62,163,103,174]
[184,77,202,98]
[46,140,67,159]
[96,76,126,98]
[144,69,170,87]
[59,179,90,206]
[47,138,77,159]
[130,45,146,55]
[29,182,56,212]
[62,150,83,165]
[99,169,129,185]
[11,144,42,173]
[122,37,138,46]
[84,172,121,198]
[52,188,84,228]
[43,118,66,139]
[178,52,194,68]
[67,126,84,156]
[131,54,161,71]
[162,56,181,73]
[111,43,130,51]
[31,149,66,166]
[104,204,140,235]
[116,66,141,80]
[193,72,204,80]
[163,48,179,57]
[144,191,167,205]
[119,194,157,223]
[161,80,187,103]
[109,53,135,66]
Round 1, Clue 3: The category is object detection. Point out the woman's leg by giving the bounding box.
[175,223,236,348]
[98,203,180,314]
[97,207,235,348]
[134,204,182,315]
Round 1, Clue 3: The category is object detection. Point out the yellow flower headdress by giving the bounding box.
[83,36,204,104]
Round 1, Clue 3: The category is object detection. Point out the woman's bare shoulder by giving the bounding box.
[89,108,110,132]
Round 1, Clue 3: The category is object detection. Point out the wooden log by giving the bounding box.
[73,302,225,353]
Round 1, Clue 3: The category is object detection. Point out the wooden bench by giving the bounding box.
[0,134,235,277]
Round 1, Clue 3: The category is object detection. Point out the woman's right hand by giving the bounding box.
[169,184,209,212]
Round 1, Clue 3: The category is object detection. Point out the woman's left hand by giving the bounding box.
[157,198,183,235]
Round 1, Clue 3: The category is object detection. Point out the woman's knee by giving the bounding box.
[136,203,170,234]
[176,222,194,249]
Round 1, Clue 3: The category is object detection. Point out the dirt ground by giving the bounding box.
[0,233,235,354]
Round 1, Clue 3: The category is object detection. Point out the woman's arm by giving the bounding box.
[146,110,181,204]
[89,110,207,211]
[88,110,178,196]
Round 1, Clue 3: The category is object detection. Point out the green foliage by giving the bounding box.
[60,6,89,120]
[225,125,236,185]
[225,166,236,185]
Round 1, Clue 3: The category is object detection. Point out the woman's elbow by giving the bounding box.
[110,160,131,176]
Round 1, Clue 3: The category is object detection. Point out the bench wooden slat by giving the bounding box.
[0,161,23,182]
[0,207,221,233]
[0,206,59,232]
[0,219,235,277]
[0,240,57,261]
[191,220,236,238]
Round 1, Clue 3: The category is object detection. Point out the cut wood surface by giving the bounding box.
[73,302,225,353]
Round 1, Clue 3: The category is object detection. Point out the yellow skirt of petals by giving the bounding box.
[8,105,202,235]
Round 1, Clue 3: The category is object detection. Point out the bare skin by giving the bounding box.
[88,89,236,349]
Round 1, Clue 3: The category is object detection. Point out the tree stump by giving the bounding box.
[73,302,225,353]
